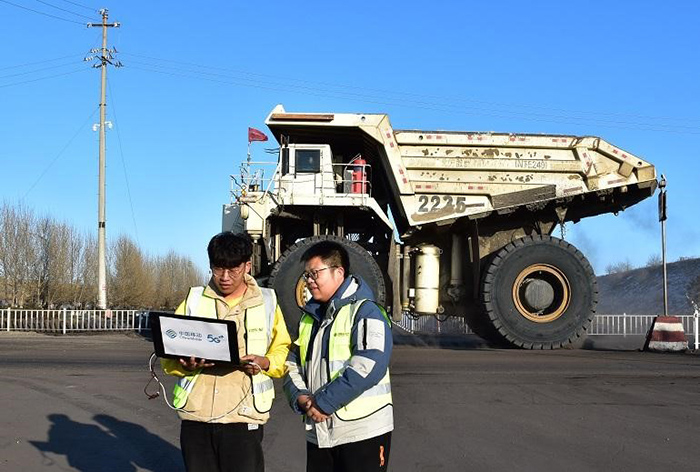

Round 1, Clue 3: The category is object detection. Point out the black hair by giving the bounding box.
[207,232,253,268]
[300,241,350,274]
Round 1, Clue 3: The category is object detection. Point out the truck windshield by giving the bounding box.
[295,149,321,173]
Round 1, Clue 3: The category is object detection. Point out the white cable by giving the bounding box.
[146,353,262,423]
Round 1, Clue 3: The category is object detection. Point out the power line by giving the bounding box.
[0,61,82,80]
[0,67,87,88]
[33,0,98,20]
[126,62,700,135]
[57,0,95,12]
[0,54,82,71]
[107,77,140,245]
[0,0,86,24]
[123,52,700,126]
[22,106,100,199]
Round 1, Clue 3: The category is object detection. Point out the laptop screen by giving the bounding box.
[149,311,240,365]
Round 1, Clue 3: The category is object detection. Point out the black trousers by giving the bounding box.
[180,420,264,472]
[306,432,391,472]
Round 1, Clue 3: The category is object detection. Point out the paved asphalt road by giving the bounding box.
[1,332,699,472]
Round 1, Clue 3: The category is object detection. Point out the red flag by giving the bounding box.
[248,127,268,143]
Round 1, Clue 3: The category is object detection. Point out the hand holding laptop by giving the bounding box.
[177,354,268,375]
[179,356,216,371]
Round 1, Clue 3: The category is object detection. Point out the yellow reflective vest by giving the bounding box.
[298,300,392,420]
[172,286,277,413]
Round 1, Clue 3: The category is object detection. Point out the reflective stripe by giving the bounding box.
[260,288,276,341]
[286,368,308,392]
[178,374,197,390]
[185,287,207,317]
[173,372,200,408]
[347,355,376,379]
[360,318,387,352]
[328,359,350,373]
[355,377,392,398]
[246,302,275,413]
[285,349,309,395]
[252,377,275,393]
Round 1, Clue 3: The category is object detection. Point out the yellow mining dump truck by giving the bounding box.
[223,105,657,348]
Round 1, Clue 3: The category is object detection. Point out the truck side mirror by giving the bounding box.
[281,147,290,175]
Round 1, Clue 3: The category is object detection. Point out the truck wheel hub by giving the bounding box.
[512,264,570,323]
[294,278,311,308]
[522,278,555,311]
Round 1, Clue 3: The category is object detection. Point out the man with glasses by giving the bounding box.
[283,241,393,472]
[161,232,291,472]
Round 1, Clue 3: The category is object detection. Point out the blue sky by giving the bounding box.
[1,0,699,276]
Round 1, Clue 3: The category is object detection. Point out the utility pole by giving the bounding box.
[87,9,121,309]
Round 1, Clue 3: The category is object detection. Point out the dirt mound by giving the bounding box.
[597,257,700,315]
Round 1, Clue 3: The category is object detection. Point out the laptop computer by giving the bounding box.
[149,311,240,365]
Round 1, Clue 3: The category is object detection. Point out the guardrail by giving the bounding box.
[0,308,147,334]
[2,309,699,350]
[395,313,700,350]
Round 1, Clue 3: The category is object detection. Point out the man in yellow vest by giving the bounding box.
[283,241,393,472]
[161,232,291,472]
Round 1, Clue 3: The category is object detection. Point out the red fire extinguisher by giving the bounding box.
[351,157,367,194]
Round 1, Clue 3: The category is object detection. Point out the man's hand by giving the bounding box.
[297,394,312,412]
[179,356,214,371]
[306,405,329,423]
[240,355,270,375]
[302,396,329,423]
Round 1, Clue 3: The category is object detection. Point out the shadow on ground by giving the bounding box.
[30,413,183,472]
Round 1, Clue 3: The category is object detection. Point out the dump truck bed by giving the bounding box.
[266,105,657,232]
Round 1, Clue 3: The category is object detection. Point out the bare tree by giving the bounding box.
[109,234,152,308]
[152,251,205,309]
[34,217,77,308]
[605,258,634,275]
[645,253,662,267]
[48,221,77,307]
[64,227,86,306]
[77,233,98,308]
[1,202,204,309]
[0,202,38,307]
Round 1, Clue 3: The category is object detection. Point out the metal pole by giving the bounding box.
[690,297,700,351]
[658,176,668,317]
[62,307,67,335]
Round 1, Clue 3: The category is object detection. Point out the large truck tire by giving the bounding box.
[481,235,597,349]
[268,235,386,339]
[463,304,510,348]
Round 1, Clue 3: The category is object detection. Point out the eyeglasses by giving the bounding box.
[211,264,246,278]
[302,266,338,282]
